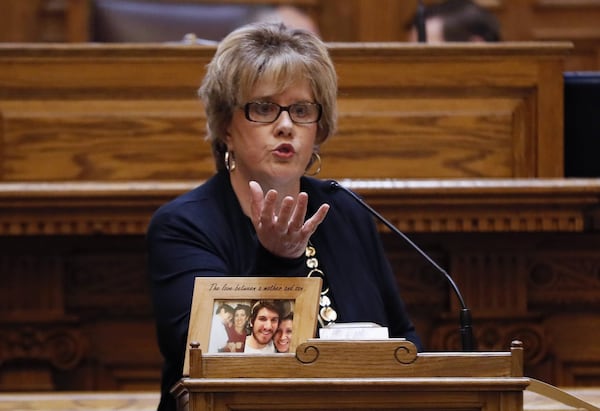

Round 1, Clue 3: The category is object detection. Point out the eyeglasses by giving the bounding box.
[243,101,322,124]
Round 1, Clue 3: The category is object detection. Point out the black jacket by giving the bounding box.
[147,170,421,411]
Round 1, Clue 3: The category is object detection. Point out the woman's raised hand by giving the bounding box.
[249,181,329,259]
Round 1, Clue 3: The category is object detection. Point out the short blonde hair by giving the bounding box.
[199,22,338,171]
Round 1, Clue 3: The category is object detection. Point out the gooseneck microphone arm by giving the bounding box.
[329,180,474,351]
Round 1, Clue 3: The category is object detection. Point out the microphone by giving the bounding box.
[329,180,475,351]
[416,0,427,43]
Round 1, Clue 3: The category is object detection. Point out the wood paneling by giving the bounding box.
[176,341,527,411]
[0,42,570,182]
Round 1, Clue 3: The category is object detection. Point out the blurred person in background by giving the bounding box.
[406,0,501,42]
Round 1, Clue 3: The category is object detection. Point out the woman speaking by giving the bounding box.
[147,22,422,411]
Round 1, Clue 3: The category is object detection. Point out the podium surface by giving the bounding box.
[173,339,528,411]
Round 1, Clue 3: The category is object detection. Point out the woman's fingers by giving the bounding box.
[249,181,264,224]
[301,203,330,237]
[288,192,308,232]
[247,181,329,258]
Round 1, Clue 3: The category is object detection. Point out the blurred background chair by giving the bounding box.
[91,0,273,42]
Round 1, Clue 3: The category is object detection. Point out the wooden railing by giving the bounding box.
[1,178,599,236]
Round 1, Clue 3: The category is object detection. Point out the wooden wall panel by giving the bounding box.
[0,43,570,181]
[332,97,517,178]
[1,96,522,180]
[399,231,600,387]
[522,1,600,71]
[319,0,410,42]
[0,0,45,42]
[3,227,600,390]
[1,101,209,181]
[0,236,162,392]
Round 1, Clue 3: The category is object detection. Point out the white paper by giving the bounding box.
[318,322,389,340]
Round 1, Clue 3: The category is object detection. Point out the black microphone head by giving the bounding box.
[329,180,341,191]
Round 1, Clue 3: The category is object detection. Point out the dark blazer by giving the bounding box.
[147,170,421,411]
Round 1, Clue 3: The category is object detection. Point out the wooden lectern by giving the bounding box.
[172,339,528,411]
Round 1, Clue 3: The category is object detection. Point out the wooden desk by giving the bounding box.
[0,42,571,182]
[174,340,529,411]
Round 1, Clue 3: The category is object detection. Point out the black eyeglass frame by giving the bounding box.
[243,101,323,124]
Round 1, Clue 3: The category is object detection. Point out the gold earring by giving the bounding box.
[305,152,322,176]
[224,151,236,172]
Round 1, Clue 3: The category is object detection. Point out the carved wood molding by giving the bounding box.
[0,324,86,370]
[0,179,599,236]
[430,320,548,364]
[340,178,600,233]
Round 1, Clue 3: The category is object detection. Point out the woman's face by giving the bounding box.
[225,79,318,188]
[234,308,248,329]
[274,318,293,353]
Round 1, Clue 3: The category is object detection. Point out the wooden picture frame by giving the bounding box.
[183,277,322,376]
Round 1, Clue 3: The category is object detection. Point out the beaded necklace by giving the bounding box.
[305,243,337,327]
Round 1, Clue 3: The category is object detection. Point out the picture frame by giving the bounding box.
[183,276,322,376]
